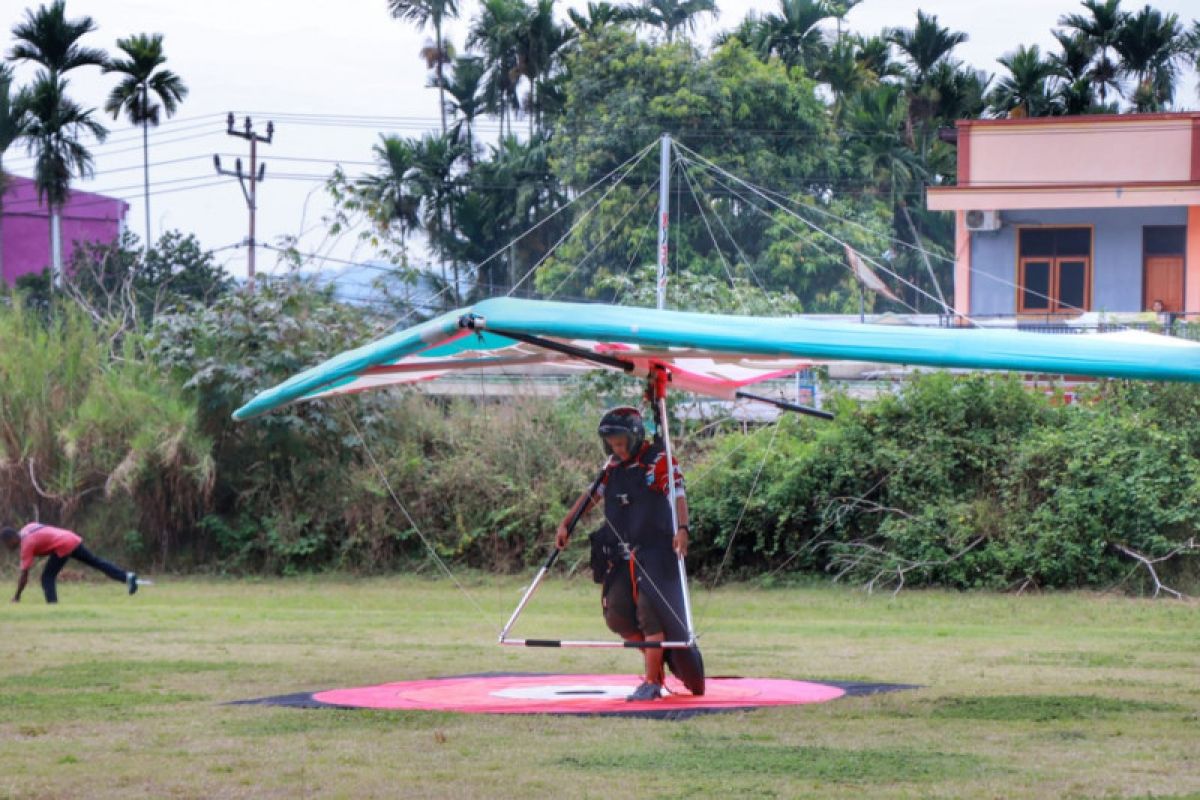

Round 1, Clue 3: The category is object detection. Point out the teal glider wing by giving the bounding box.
[233,298,1200,420]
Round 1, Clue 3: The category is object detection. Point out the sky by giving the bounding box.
[2,0,1198,282]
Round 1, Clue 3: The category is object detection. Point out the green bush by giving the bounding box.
[686,372,1200,592]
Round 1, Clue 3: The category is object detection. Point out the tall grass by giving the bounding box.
[0,299,213,564]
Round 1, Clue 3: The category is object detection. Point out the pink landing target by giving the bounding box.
[312,674,847,716]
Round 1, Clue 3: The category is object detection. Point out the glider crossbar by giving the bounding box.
[735,391,834,420]
[479,326,635,374]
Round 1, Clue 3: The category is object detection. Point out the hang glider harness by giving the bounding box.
[461,312,830,651]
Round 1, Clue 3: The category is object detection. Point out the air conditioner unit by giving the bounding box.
[965,210,1001,232]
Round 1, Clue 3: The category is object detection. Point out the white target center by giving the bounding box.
[490,684,636,700]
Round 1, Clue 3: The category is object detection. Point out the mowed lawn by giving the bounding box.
[1,574,1198,799]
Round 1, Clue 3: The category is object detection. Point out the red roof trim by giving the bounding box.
[931,180,1200,193]
[958,112,1200,129]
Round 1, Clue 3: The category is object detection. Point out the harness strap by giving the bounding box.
[628,552,639,605]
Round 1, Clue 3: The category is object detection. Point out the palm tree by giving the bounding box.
[816,36,871,119]
[854,34,904,83]
[514,0,572,135]
[8,0,107,79]
[888,10,968,87]
[751,0,836,70]
[1049,31,1099,114]
[1113,5,1186,112]
[9,1,107,283]
[469,0,525,139]
[357,134,422,260]
[444,55,485,165]
[630,0,717,44]
[0,66,32,281]
[566,2,637,37]
[1060,0,1127,105]
[387,0,460,135]
[102,33,188,251]
[888,11,968,148]
[988,44,1057,118]
[17,73,108,282]
[409,132,466,301]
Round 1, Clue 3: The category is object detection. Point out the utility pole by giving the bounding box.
[656,133,671,311]
[214,113,273,290]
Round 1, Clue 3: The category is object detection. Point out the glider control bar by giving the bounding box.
[498,465,609,645]
[735,391,834,420]
[502,639,695,649]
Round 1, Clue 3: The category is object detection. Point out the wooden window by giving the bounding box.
[1017,228,1091,313]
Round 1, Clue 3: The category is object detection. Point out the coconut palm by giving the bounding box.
[630,0,717,44]
[387,0,460,134]
[1059,0,1127,104]
[1113,5,1186,112]
[0,66,33,280]
[102,33,188,251]
[988,44,1057,118]
[8,0,106,79]
[17,73,108,282]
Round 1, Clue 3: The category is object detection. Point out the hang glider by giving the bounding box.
[233,297,1200,421]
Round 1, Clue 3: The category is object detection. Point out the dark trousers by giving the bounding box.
[41,544,127,604]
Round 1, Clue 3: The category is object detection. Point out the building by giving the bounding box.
[1,175,129,286]
[927,112,1200,321]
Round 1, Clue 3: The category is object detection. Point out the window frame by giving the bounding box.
[1015,226,1094,315]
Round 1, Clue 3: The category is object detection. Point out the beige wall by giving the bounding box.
[967,117,1194,186]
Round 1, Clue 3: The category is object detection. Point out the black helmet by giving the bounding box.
[598,406,645,456]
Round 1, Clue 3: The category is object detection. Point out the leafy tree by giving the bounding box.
[102,33,188,251]
[387,0,460,134]
[543,32,841,304]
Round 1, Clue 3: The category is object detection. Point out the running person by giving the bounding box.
[556,406,694,701]
[3,523,139,604]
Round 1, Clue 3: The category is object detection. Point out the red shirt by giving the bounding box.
[18,524,82,570]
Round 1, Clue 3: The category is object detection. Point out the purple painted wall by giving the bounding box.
[1,175,129,286]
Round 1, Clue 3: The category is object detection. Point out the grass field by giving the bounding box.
[1,573,1198,799]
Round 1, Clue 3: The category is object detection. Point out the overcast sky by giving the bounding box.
[3,0,1198,281]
